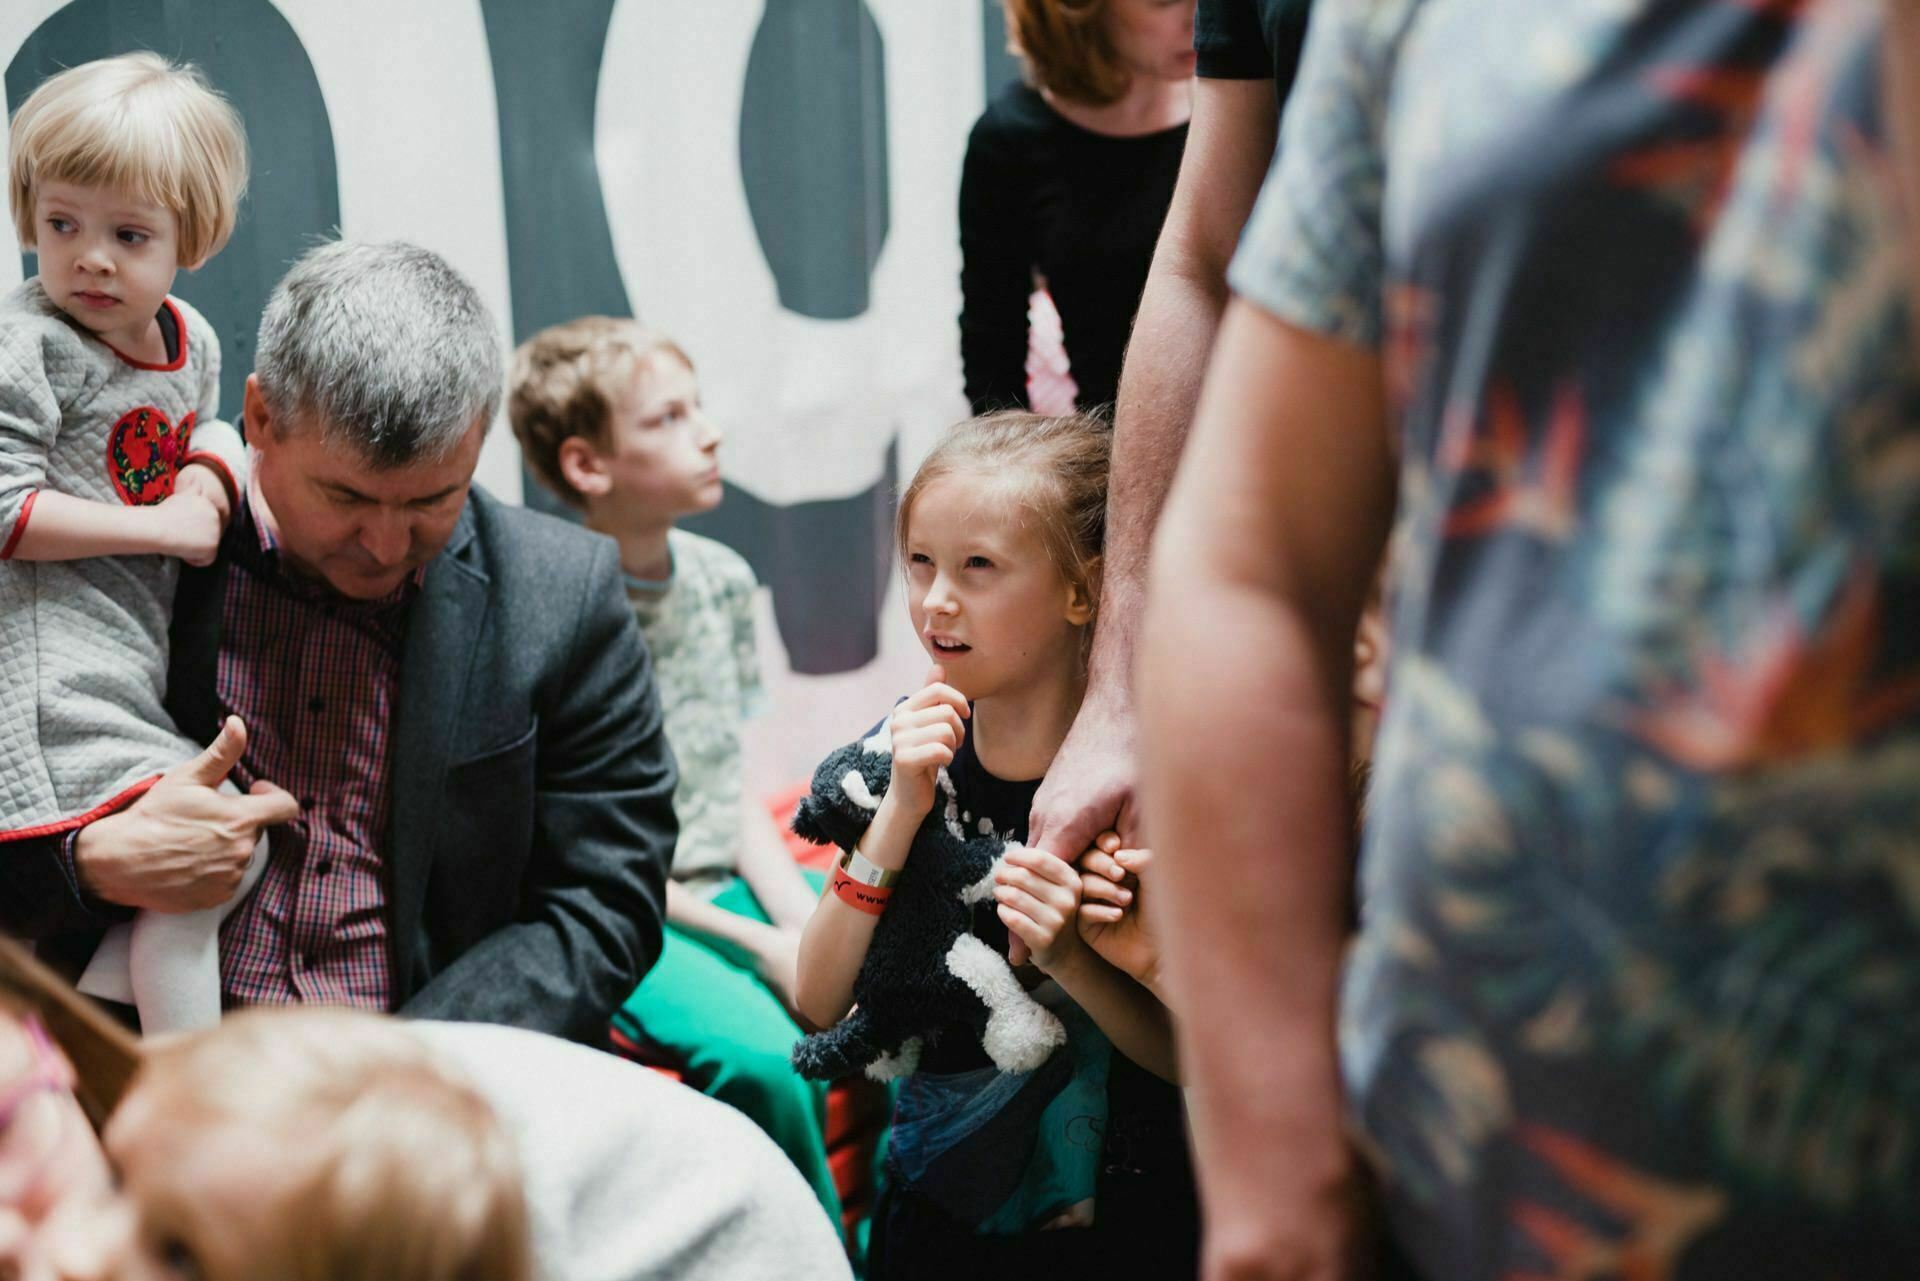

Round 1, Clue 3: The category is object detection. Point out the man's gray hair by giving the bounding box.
[254,240,503,467]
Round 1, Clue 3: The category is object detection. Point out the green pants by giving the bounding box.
[613,873,841,1226]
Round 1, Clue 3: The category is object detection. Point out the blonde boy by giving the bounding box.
[1,52,256,1033]
[510,317,844,1226]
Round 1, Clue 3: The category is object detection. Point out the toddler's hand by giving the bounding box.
[994,844,1085,973]
[153,491,223,567]
[1077,835,1161,995]
[172,461,232,523]
[887,665,969,818]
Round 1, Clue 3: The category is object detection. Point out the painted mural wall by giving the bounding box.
[2,1,1024,790]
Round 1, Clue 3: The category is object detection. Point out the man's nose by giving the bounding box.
[360,509,411,567]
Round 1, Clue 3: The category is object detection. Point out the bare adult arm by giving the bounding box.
[1887,2,1920,366]
[1027,77,1279,858]
[1141,301,1394,1281]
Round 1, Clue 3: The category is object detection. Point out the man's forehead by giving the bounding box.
[301,421,485,498]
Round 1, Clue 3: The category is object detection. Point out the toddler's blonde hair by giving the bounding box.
[134,1008,534,1281]
[9,51,249,267]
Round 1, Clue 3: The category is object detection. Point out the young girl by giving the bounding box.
[795,411,1196,1279]
[0,53,257,1033]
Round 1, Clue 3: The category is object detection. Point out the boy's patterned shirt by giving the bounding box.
[1233,1,1920,1275]
[627,529,766,891]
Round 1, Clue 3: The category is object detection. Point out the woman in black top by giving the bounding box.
[960,0,1196,416]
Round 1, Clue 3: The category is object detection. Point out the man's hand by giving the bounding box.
[1016,689,1136,966]
[1027,686,1138,859]
[74,716,299,912]
[171,461,232,524]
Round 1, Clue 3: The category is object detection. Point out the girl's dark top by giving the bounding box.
[957,81,1186,416]
[866,724,1198,1280]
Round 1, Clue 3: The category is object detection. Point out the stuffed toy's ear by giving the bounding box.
[792,737,895,849]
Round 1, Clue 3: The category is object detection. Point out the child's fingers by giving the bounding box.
[997,903,1045,952]
[1079,902,1126,924]
[996,897,1066,949]
[1077,848,1128,885]
[995,861,1078,912]
[902,680,971,718]
[893,742,954,773]
[1079,874,1133,908]
[895,719,960,755]
[1094,830,1123,853]
[1115,847,1154,873]
[1005,844,1080,890]
[896,702,966,745]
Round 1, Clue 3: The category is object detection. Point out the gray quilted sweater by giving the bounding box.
[0,280,245,832]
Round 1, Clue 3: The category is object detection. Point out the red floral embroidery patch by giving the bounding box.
[105,407,196,507]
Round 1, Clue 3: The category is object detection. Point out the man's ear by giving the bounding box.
[241,374,272,449]
[556,436,612,500]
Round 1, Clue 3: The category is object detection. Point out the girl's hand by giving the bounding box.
[172,461,233,524]
[887,665,969,818]
[151,490,223,566]
[994,845,1085,973]
[1078,835,1161,995]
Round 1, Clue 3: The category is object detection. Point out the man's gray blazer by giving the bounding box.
[2,487,678,1044]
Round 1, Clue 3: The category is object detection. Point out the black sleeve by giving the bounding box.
[1194,0,1272,80]
[958,110,1036,415]
[399,539,676,1042]
[0,831,132,938]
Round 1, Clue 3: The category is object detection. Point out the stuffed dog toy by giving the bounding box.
[789,724,1067,1083]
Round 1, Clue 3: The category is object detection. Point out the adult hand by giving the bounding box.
[1077,835,1160,996]
[74,717,299,912]
[992,845,1086,973]
[1026,688,1138,869]
[1016,689,1137,965]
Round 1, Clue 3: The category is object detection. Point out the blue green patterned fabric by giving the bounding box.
[1231,2,1920,1276]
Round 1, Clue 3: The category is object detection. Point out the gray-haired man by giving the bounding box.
[1,241,678,1042]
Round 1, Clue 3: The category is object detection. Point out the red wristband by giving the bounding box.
[830,866,891,916]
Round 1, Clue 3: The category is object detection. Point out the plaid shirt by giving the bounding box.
[213,490,418,1011]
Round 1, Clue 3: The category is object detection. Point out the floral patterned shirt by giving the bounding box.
[1232,1,1920,1276]
[627,530,766,893]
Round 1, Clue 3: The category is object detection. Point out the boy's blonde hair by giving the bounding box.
[135,1008,534,1281]
[509,315,694,508]
[899,410,1111,616]
[9,51,249,267]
